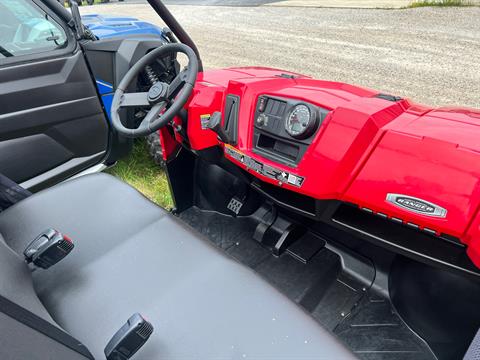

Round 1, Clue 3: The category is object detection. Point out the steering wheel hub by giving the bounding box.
[148,82,168,103]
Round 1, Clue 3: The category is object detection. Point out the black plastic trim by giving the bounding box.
[20,152,105,192]
[375,93,403,102]
[250,180,318,218]
[331,203,480,280]
[223,95,240,146]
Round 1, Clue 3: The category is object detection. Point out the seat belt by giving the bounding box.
[0,173,31,211]
[0,230,88,357]
[0,293,94,359]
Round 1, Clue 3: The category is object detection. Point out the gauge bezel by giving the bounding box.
[285,103,318,139]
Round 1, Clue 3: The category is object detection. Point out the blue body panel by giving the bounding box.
[82,15,165,119]
[96,80,114,119]
[82,14,166,39]
[96,79,114,95]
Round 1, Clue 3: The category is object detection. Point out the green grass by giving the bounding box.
[106,139,173,209]
[408,0,471,7]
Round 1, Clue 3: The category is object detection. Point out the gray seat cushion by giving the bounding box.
[0,173,356,359]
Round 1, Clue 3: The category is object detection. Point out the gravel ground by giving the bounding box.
[81,4,480,108]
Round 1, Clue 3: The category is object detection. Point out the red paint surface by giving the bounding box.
[167,67,480,268]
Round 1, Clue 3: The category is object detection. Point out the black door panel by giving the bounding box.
[0,50,109,187]
[0,134,72,183]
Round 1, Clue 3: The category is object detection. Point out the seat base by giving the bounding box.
[0,173,355,359]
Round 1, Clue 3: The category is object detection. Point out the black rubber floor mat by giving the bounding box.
[335,294,436,360]
[311,272,365,331]
[256,248,340,303]
[179,207,258,250]
[178,207,436,360]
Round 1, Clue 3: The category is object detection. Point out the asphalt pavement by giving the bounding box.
[81,4,480,108]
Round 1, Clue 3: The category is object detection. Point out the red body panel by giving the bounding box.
[177,67,480,268]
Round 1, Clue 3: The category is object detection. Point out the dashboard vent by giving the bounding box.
[223,95,240,146]
[375,93,403,102]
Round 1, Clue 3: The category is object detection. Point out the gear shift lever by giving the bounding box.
[205,111,231,144]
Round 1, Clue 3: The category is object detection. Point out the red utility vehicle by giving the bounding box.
[0,0,479,360]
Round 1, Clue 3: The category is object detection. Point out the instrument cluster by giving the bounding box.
[252,96,329,167]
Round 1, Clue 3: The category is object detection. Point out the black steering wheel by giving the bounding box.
[111,43,198,138]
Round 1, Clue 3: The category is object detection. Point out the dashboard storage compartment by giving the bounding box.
[256,134,300,163]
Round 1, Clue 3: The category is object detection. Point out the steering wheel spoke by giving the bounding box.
[142,101,168,129]
[119,92,150,107]
[167,68,188,100]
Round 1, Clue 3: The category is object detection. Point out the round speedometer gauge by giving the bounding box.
[285,104,316,139]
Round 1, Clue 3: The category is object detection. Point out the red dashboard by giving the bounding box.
[161,67,480,269]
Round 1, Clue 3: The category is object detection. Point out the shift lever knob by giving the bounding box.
[205,111,231,144]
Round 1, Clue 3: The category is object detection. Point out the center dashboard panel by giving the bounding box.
[252,96,329,167]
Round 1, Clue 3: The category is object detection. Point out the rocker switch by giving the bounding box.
[258,97,267,112]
